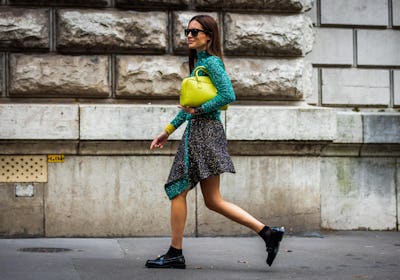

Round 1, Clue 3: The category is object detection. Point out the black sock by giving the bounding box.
[258,226,271,244]
[166,246,182,257]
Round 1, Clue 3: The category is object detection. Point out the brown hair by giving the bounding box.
[187,15,223,73]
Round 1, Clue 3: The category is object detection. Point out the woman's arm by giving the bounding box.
[196,56,236,114]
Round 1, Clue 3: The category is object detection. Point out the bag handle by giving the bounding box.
[193,66,210,78]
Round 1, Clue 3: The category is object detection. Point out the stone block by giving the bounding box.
[320,0,388,26]
[116,55,187,98]
[194,0,313,12]
[335,112,363,143]
[395,71,400,106]
[225,58,312,101]
[305,2,317,24]
[45,156,196,237]
[226,106,336,141]
[9,54,110,97]
[198,156,321,235]
[80,105,186,140]
[223,13,314,57]
[398,160,400,228]
[0,183,44,237]
[0,53,2,96]
[394,0,400,27]
[57,10,167,53]
[305,67,318,104]
[321,157,397,230]
[0,8,49,50]
[116,0,188,9]
[363,113,400,143]
[307,28,353,65]
[321,69,390,106]
[172,12,218,54]
[0,104,79,140]
[357,30,400,66]
[8,0,111,6]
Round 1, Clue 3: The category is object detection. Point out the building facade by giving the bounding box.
[0,0,399,237]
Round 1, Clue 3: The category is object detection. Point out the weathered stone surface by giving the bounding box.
[395,70,400,106]
[305,2,317,24]
[0,8,49,50]
[80,105,186,141]
[398,160,400,228]
[394,0,400,27]
[0,141,78,155]
[116,0,188,8]
[305,67,318,104]
[0,53,2,95]
[195,0,313,12]
[357,30,400,66]
[363,113,400,144]
[116,55,187,98]
[0,104,79,140]
[57,10,167,53]
[307,28,353,65]
[321,69,390,106]
[321,157,397,230]
[225,58,312,100]
[0,183,44,237]
[9,0,111,6]
[198,156,321,235]
[335,112,363,143]
[9,54,110,97]
[172,11,218,54]
[45,156,196,237]
[224,13,314,57]
[226,106,336,141]
[321,0,388,26]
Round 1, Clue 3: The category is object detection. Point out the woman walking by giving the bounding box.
[146,14,284,269]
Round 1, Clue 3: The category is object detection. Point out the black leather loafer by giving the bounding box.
[266,227,285,266]
[145,254,186,269]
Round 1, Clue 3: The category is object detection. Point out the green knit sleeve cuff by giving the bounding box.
[164,123,176,135]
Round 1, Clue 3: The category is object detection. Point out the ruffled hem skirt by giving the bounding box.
[165,118,235,200]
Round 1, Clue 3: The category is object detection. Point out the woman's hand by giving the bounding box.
[150,131,169,150]
[178,105,195,115]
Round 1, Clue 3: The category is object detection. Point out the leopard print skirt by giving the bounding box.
[165,117,235,200]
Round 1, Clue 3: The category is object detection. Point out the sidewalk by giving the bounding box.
[0,231,399,280]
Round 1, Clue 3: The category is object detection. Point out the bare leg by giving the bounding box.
[170,189,189,249]
[200,175,264,233]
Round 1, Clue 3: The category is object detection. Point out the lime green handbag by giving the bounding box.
[180,66,228,110]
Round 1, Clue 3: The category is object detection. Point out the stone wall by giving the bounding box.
[0,0,399,237]
[306,0,400,108]
[0,1,313,101]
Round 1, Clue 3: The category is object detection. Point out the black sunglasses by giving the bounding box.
[184,28,208,37]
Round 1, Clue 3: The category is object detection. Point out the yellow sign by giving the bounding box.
[47,155,65,163]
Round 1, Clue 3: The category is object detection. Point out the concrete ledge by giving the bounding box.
[1,140,399,157]
[363,113,400,143]
[2,104,399,145]
[335,112,363,143]
[0,104,79,140]
[80,105,186,140]
[226,106,336,141]
[335,112,400,144]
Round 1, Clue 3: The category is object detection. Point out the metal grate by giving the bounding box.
[18,247,72,253]
[0,156,47,183]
